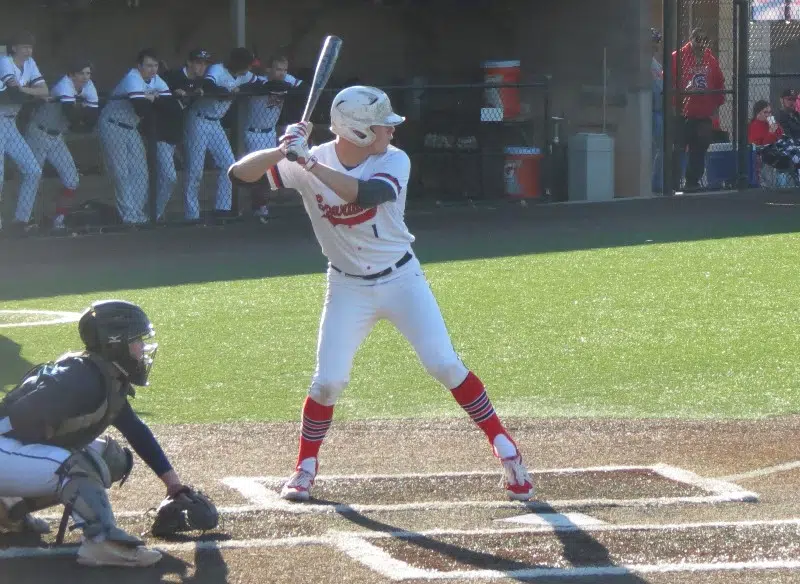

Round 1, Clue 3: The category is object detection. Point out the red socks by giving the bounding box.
[56,188,76,216]
[451,372,513,453]
[296,397,334,469]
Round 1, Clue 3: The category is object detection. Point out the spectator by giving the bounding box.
[25,59,99,231]
[243,54,303,220]
[0,31,46,234]
[670,27,725,191]
[651,27,664,193]
[98,48,171,225]
[156,48,213,221]
[183,47,255,222]
[749,99,800,176]
[777,88,800,140]
[748,100,782,146]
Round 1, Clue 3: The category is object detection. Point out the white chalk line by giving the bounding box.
[4,518,800,580]
[0,310,82,329]
[221,463,758,516]
[717,460,800,483]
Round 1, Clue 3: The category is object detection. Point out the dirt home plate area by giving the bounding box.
[3,417,800,583]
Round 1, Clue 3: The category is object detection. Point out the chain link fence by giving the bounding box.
[1,78,552,236]
[747,0,800,187]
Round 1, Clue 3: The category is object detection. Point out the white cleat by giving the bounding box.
[280,458,317,502]
[77,539,162,568]
[501,454,535,501]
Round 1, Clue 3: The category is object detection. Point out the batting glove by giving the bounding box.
[282,137,318,170]
[281,121,313,142]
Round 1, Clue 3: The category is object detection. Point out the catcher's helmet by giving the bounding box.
[78,300,158,386]
[330,86,405,147]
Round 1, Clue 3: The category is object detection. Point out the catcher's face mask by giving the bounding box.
[126,332,158,386]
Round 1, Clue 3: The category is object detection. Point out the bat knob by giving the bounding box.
[286,152,298,162]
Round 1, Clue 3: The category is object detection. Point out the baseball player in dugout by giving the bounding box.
[25,59,99,231]
[0,300,218,567]
[0,31,47,235]
[183,47,255,222]
[98,48,171,225]
[671,26,725,191]
[156,48,214,221]
[229,86,535,502]
[244,54,304,221]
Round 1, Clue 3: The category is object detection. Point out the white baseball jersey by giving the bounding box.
[267,141,414,275]
[192,63,254,120]
[99,69,171,126]
[0,56,45,116]
[32,75,99,133]
[245,73,301,130]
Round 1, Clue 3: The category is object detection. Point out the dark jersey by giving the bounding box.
[0,354,172,476]
[157,67,206,144]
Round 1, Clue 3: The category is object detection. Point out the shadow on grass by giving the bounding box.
[0,335,35,392]
[1,190,798,301]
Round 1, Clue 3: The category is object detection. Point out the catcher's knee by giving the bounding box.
[425,356,469,389]
[308,379,347,407]
[92,435,134,486]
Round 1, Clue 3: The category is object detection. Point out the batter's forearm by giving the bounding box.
[308,162,359,203]
[229,147,286,183]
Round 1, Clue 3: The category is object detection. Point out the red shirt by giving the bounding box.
[670,43,725,118]
[748,119,783,145]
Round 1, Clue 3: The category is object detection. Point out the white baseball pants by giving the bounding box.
[0,117,43,223]
[309,255,469,406]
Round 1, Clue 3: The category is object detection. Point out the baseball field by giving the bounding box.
[1,190,799,583]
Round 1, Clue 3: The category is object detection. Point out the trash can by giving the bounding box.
[568,133,614,201]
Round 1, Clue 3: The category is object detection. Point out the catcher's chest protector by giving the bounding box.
[0,352,133,449]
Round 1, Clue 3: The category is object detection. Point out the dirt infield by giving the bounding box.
[2,416,800,583]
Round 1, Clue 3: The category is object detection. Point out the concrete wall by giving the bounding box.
[514,0,653,197]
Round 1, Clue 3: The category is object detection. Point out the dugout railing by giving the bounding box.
[2,80,552,235]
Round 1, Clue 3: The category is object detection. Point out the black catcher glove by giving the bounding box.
[150,485,219,537]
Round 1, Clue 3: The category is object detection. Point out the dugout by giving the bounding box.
[0,0,662,223]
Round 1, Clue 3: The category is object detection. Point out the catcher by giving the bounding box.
[0,300,218,567]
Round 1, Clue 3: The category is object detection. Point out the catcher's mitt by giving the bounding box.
[150,486,219,537]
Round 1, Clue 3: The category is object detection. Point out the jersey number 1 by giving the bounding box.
[372,224,379,238]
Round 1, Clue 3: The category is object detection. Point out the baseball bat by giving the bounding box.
[286,35,343,161]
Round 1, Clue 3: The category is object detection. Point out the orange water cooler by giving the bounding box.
[503,147,543,198]
[482,60,521,120]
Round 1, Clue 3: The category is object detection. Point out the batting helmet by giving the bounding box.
[330,86,405,147]
[79,300,158,386]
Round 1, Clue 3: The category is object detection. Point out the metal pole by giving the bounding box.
[662,0,677,195]
[233,0,246,47]
[735,0,750,189]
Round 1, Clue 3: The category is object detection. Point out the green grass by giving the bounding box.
[2,233,799,423]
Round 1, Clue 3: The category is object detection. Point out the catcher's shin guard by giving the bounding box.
[56,449,142,546]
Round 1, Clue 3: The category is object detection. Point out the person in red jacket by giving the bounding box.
[670,27,725,190]
[748,100,783,146]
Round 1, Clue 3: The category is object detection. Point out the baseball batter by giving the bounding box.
[229,86,534,502]
[98,49,171,224]
[26,60,99,230]
[0,31,46,232]
[184,48,255,221]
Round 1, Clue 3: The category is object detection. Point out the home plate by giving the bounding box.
[495,512,606,527]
